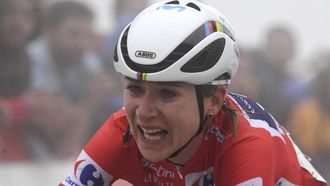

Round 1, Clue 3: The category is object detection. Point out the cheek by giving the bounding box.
[123,92,136,110]
[178,110,199,130]
[123,95,137,127]
[169,101,200,139]
[169,114,199,151]
[123,96,133,116]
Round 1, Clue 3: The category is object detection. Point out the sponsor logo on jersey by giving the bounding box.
[71,150,113,186]
[135,50,156,59]
[74,159,105,186]
[205,124,225,143]
[156,5,186,12]
[64,176,80,186]
[143,161,175,185]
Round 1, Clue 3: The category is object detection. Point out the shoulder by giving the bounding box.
[106,108,128,128]
[83,108,136,173]
[226,93,282,131]
[87,108,128,147]
[61,109,136,185]
[84,108,129,157]
[207,94,282,155]
[222,93,286,144]
[218,94,292,161]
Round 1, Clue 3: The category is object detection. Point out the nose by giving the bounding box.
[136,94,158,121]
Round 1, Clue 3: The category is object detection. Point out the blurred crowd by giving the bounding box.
[230,27,330,180]
[0,0,329,181]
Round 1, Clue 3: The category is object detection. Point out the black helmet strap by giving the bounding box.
[166,85,206,159]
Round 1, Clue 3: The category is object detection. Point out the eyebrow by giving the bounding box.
[124,77,184,87]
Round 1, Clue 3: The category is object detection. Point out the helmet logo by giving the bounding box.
[156,5,186,12]
[135,50,156,59]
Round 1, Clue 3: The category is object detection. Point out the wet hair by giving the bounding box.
[199,85,238,135]
[45,1,93,28]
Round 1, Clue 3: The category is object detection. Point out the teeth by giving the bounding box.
[140,127,166,141]
[144,133,162,141]
[140,127,162,134]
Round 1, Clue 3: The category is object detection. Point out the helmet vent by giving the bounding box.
[113,43,118,62]
[222,26,235,41]
[186,2,201,11]
[215,72,230,80]
[181,38,225,73]
[166,1,179,4]
[120,22,223,73]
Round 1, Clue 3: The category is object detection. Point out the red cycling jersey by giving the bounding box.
[60,94,327,186]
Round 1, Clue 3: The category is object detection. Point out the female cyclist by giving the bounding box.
[60,0,327,185]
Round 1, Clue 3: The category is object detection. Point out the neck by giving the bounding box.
[166,114,214,166]
[167,132,204,166]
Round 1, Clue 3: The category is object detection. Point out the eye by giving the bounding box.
[126,85,143,95]
[160,89,177,99]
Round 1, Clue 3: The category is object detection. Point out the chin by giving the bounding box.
[141,151,169,163]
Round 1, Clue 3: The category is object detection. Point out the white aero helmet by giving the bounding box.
[113,0,239,85]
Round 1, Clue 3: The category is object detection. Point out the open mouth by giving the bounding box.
[138,126,168,141]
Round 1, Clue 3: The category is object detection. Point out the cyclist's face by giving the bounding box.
[124,78,201,162]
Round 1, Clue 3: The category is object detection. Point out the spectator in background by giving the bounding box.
[288,60,330,181]
[26,1,109,160]
[92,0,150,131]
[229,48,260,100]
[252,25,307,125]
[0,0,41,161]
[101,0,148,72]
[296,49,330,84]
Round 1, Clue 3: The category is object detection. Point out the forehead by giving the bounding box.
[124,77,191,88]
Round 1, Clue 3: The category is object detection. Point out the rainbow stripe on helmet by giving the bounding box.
[137,72,148,81]
[204,21,222,36]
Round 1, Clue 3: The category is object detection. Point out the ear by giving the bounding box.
[204,85,227,115]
